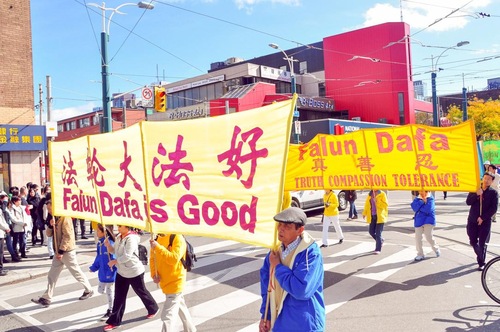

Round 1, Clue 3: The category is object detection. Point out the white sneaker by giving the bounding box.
[346,218,352,221]
[414,255,425,261]
[435,249,441,257]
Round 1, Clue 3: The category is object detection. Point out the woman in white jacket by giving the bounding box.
[8,196,29,259]
[0,211,10,275]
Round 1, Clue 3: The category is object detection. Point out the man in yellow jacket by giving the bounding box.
[150,234,196,332]
[321,189,343,247]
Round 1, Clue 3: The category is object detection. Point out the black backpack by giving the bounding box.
[169,234,197,271]
[136,244,148,265]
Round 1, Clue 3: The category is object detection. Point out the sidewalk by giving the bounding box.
[0,236,97,287]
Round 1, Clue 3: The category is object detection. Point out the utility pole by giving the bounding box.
[46,75,52,122]
[39,84,46,185]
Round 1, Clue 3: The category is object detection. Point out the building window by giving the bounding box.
[93,116,99,126]
[79,118,90,128]
[299,61,308,74]
[57,124,64,132]
[65,122,71,131]
[70,121,76,130]
[318,83,326,97]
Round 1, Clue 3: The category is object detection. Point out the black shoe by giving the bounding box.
[31,297,51,307]
[478,265,485,271]
[339,239,344,244]
[320,244,328,248]
[0,270,8,276]
[12,257,21,263]
[79,290,94,300]
[49,255,54,260]
[81,236,88,240]
[3,258,9,263]
[100,309,112,321]
[21,255,28,259]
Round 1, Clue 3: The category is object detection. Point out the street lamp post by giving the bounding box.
[269,43,300,144]
[88,2,154,133]
[431,41,469,127]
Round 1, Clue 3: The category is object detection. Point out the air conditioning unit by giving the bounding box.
[351,117,361,121]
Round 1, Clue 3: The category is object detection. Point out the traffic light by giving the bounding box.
[154,86,166,112]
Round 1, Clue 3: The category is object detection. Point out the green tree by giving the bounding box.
[446,96,500,140]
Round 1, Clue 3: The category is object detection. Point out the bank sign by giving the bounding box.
[0,125,46,151]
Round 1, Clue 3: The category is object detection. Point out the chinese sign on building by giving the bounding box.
[0,125,46,151]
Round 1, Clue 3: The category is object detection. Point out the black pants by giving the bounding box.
[0,238,4,270]
[12,231,26,256]
[467,220,491,267]
[72,219,86,237]
[106,272,158,326]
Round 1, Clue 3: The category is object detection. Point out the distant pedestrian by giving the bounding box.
[346,190,358,220]
[0,191,20,262]
[443,191,447,200]
[487,164,499,223]
[102,225,158,331]
[73,218,88,240]
[31,200,94,308]
[0,206,11,276]
[362,189,388,254]
[466,172,498,271]
[150,233,197,332]
[411,190,440,261]
[8,196,29,259]
[89,224,117,321]
[321,189,343,247]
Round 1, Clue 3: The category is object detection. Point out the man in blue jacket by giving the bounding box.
[259,207,325,332]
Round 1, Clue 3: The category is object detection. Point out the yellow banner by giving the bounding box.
[285,121,480,192]
[49,99,294,248]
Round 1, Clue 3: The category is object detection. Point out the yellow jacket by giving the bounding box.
[323,191,339,216]
[362,190,388,223]
[150,233,187,294]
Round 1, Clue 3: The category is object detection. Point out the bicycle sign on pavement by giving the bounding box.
[142,87,153,108]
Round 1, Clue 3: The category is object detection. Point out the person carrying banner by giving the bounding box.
[362,189,389,254]
[466,172,498,271]
[149,233,196,332]
[31,200,94,307]
[102,224,158,331]
[259,207,325,332]
[411,190,440,261]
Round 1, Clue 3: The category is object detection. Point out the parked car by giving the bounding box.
[290,190,348,212]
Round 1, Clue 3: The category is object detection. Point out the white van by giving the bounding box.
[290,190,348,212]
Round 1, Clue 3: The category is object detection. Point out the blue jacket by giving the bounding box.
[411,195,436,227]
[260,232,325,332]
[89,237,117,283]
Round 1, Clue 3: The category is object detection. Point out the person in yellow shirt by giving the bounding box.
[362,189,389,254]
[150,234,196,332]
[321,189,343,247]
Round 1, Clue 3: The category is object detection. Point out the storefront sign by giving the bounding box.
[298,96,335,112]
[0,125,46,151]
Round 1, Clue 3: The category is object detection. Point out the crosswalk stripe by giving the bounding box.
[324,247,414,313]
[323,241,375,270]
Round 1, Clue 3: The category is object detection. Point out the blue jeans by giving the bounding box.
[348,201,357,218]
[368,216,384,251]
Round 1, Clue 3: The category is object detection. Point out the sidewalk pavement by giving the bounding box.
[0,235,98,287]
[1,191,497,287]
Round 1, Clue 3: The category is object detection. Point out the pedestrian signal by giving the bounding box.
[154,87,166,112]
